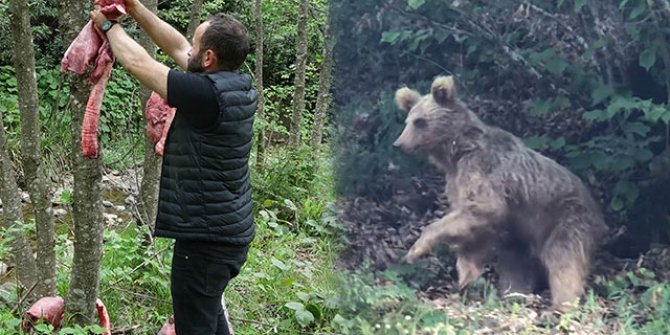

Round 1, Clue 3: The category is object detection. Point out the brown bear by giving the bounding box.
[393,75,608,311]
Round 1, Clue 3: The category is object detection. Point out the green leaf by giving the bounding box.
[407,0,425,9]
[629,2,647,20]
[297,291,310,302]
[88,325,107,334]
[435,30,449,43]
[531,99,552,116]
[380,31,401,44]
[614,180,639,204]
[633,149,654,162]
[622,122,650,137]
[610,196,624,211]
[295,309,315,326]
[285,301,305,311]
[305,303,322,321]
[271,257,290,271]
[591,84,613,106]
[583,109,607,121]
[574,0,588,12]
[549,137,566,150]
[546,57,568,75]
[523,135,550,150]
[591,151,611,170]
[639,48,657,71]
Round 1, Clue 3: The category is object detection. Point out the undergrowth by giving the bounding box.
[335,263,670,335]
[0,145,344,334]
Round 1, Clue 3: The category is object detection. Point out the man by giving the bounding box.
[90,1,256,334]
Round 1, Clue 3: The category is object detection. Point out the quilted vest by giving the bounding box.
[154,71,257,246]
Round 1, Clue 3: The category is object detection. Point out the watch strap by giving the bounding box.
[101,20,119,33]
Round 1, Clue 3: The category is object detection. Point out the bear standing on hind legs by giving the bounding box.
[393,75,608,312]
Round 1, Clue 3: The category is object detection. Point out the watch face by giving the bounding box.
[102,21,112,31]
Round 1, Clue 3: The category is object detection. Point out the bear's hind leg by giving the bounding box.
[540,220,593,312]
[497,244,546,296]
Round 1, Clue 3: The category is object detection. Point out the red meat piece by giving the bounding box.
[60,0,126,158]
[157,315,176,335]
[95,298,111,335]
[21,296,65,332]
[145,91,176,156]
[22,296,112,333]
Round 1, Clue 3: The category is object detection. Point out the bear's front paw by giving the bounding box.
[402,240,429,264]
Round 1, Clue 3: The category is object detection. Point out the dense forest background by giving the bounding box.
[331,0,670,333]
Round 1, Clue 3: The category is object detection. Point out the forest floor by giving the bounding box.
[337,171,670,334]
[0,149,345,335]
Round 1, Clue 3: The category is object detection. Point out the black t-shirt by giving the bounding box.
[167,70,220,129]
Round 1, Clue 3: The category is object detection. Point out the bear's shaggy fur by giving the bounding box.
[393,76,608,311]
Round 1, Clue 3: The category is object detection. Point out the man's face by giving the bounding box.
[187,22,210,73]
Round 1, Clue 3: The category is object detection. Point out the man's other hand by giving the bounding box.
[90,8,108,29]
[125,0,141,13]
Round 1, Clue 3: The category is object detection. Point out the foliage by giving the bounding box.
[333,90,430,198]
[0,65,142,172]
[334,263,670,334]
[0,145,342,334]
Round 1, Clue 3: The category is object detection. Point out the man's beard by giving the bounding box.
[187,53,204,72]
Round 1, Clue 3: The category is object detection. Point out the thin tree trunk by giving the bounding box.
[58,1,105,326]
[288,0,309,148]
[8,0,56,298]
[254,0,266,170]
[0,112,39,300]
[186,0,204,40]
[137,0,161,237]
[311,20,332,153]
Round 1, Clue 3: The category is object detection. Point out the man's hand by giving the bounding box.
[89,8,108,30]
[125,0,140,13]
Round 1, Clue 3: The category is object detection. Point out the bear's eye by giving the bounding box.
[413,118,428,129]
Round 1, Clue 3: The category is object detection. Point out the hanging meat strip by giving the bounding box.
[60,0,127,158]
[145,91,176,156]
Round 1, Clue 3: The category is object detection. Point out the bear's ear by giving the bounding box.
[395,87,421,112]
[431,75,457,105]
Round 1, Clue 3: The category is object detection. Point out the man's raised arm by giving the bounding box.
[126,0,190,70]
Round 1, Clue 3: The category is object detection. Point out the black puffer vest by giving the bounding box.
[154,71,257,246]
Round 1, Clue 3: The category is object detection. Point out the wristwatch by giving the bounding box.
[101,20,118,33]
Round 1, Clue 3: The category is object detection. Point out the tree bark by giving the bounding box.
[254,0,266,169]
[186,0,204,40]
[8,0,57,298]
[58,0,105,326]
[136,0,161,237]
[311,20,332,153]
[288,0,310,148]
[0,112,39,300]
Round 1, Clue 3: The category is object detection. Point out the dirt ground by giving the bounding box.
[337,169,670,304]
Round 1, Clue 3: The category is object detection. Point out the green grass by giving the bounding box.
[0,145,344,334]
[335,264,670,335]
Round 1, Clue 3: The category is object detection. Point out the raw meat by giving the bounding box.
[60,0,127,158]
[145,91,176,156]
[21,296,111,335]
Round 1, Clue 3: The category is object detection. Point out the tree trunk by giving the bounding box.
[311,20,332,153]
[288,0,309,148]
[0,112,39,300]
[58,1,105,326]
[8,0,56,298]
[254,0,266,169]
[186,0,204,40]
[136,0,161,237]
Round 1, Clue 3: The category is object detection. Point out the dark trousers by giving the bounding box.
[170,240,249,335]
